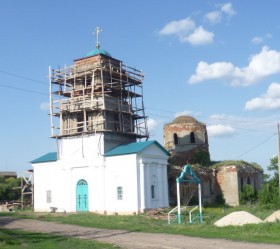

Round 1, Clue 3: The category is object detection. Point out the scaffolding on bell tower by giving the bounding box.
[49,46,149,141]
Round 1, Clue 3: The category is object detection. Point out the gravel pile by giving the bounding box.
[264,210,280,222]
[214,211,263,227]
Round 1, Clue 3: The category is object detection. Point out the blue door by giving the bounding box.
[76,179,89,212]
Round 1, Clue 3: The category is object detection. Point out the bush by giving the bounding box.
[0,177,21,202]
[239,185,258,205]
[258,178,280,208]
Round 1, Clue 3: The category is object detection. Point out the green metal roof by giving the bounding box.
[86,48,111,57]
[104,140,170,157]
[177,164,200,184]
[31,152,57,164]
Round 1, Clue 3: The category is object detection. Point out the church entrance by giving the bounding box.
[76,179,89,212]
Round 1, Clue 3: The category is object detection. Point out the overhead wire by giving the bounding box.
[0,69,278,159]
[0,69,48,86]
[0,83,47,96]
[233,133,276,159]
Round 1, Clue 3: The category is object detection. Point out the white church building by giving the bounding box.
[31,28,169,214]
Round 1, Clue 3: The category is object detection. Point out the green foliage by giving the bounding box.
[215,193,226,206]
[0,229,118,249]
[192,150,211,166]
[3,208,280,245]
[211,160,263,171]
[239,185,258,205]
[267,156,278,172]
[0,177,21,202]
[258,156,280,208]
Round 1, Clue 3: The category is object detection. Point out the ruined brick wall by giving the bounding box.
[216,165,263,206]
[168,166,219,205]
[163,116,209,164]
[237,165,263,192]
[168,164,263,207]
[217,166,239,206]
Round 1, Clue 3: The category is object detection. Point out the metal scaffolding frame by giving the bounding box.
[49,53,149,140]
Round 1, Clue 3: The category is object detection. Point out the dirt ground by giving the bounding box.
[0,217,279,249]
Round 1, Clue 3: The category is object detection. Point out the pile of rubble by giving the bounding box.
[265,210,280,222]
[214,211,263,227]
[146,208,167,220]
[214,210,280,227]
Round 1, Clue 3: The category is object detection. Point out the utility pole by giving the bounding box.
[277,123,280,197]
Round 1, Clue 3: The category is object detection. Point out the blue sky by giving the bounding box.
[0,0,280,174]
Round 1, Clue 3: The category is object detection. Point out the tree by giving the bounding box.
[258,156,280,207]
[267,156,279,182]
[0,177,21,202]
[192,149,211,166]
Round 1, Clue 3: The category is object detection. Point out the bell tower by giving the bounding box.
[49,27,149,153]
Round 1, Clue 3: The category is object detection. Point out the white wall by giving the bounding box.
[105,154,139,213]
[33,140,169,214]
[59,134,104,161]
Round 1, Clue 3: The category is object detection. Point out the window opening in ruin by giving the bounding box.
[254,178,257,191]
[209,179,213,195]
[190,132,195,143]
[174,133,178,145]
[247,176,251,185]
[240,177,244,191]
[204,131,208,144]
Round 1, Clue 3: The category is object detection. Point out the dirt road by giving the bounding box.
[0,217,279,249]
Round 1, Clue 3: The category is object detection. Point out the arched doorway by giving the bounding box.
[76,179,89,212]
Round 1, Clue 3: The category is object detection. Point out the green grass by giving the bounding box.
[1,206,280,245]
[0,229,120,249]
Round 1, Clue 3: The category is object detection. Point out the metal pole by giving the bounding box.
[198,183,203,223]
[49,66,54,137]
[176,181,181,224]
[277,124,280,198]
[21,177,23,210]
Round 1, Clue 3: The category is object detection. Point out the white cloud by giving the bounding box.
[159,18,195,36]
[40,102,49,111]
[207,124,236,137]
[174,110,201,118]
[189,46,280,86]
[159,18,213,46]
[204,11,222,24]
[204,2,236,25]
[251,36,263,45]
[147,118,158,133]
[182,26,214,46]
[245,82,280,111]
[189,61,235,84]
[221,2,236,16]
[251,33,272,45]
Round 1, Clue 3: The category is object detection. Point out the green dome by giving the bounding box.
[86,48,111,57]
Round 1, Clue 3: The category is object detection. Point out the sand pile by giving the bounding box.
[214,211,263,227]
[264,210,280,222]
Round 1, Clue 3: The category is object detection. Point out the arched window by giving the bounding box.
[240,177,244,191]
[190,132,195,143]
[253,178,257,191]
[247,176,251,185]
[173,133,178,145]
[204,131,208,144]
